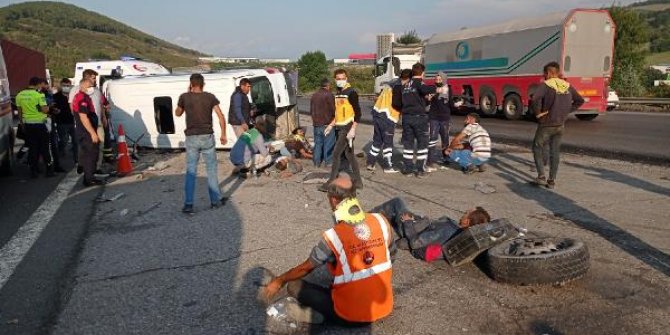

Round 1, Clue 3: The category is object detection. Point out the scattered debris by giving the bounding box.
[97,192,125,202]
[119,209,129,217]
[302,172,330,184]
[474,182,496,194]
[148,161,170,171]
[6,319,18,325]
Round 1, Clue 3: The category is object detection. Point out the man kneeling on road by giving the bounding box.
[371,198,491,262]
[264,176,395,325]
[230,120,274,177]
[444,113,491,174]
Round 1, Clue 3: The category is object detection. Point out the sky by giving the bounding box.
[6,0,640,60]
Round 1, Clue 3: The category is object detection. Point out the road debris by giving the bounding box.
[474,182,496,194]
[97,192,125,202]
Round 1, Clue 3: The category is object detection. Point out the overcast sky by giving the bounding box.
[7,0,640,59]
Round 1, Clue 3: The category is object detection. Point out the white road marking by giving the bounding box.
[0,170,81,289]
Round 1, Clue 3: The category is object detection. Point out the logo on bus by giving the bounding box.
[456,42,470,60]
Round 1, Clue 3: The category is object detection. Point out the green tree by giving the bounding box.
[296,51,328,93]
[609,6,650,96]
[397,30,422,45]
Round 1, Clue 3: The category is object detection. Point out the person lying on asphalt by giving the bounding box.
[372,197,491,262]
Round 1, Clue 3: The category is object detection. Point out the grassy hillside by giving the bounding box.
[0,1,206,79]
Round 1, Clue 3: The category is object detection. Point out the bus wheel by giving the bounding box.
[503,94,523,120]
[478,91,497,116]
[576,114,598,121]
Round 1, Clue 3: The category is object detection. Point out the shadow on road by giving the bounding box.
[493,153,670,277]
[564,161,670,197]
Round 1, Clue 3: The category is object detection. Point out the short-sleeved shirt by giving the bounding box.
[177,92,220,136]
[16,89,47,123]
[309,238,336,266]
[463,123,491,159]
[72,91,99,137]
[69,87,107,121]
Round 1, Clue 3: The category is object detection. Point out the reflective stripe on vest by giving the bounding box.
[334,94,355,126]
[324,213,392,285]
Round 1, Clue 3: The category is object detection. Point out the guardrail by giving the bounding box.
[619,97,670,106]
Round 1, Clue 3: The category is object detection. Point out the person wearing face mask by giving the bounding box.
[318,69,363,192]
[263,176,395,325]
[69,69,110,175]
[392,63,436,178]
[72,79,104,186]
[426,73,453,170]
[54,78,77,165]
[16,77,53,178]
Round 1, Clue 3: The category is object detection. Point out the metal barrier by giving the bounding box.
[619,97,670,106]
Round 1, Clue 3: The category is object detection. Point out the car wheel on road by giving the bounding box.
[487,237,589,286]
[478,91,497,116]
[503,94,524,120]
[576,114,598,121]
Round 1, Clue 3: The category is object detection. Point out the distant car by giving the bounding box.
[607,89,619,111]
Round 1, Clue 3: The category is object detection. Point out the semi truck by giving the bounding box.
[423,9,615,120]
[373,43,422,94]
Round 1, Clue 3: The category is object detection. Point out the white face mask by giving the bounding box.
[85,87,95,95]
[61,86,71,94]
[336,80,347,88]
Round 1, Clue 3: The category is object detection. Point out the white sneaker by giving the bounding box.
[383,167,400,174]
[425,166,437,173]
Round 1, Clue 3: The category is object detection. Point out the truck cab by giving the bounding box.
[374,54,422,94]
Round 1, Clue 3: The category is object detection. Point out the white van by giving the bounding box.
[0,43,13,175]
[105,68,298,149]
[74,58,170,87]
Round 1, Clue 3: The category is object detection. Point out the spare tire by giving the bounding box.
[487,237,589,286]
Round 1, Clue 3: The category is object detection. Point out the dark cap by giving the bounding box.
[29,77,42,86]
[467,112,480,123]
[320,78,330,87]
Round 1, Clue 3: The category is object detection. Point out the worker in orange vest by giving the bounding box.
[263,176,395,325]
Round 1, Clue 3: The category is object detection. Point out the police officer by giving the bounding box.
[392,63,436,177]
[72,79,103,186]
[16,77,53,178]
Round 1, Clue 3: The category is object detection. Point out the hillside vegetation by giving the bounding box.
[0,1,205,79]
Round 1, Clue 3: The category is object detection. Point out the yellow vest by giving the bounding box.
[373,86,400,123]
[334,85,355,126]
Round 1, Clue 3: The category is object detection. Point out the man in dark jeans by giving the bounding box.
[427,74,452,170]
[228,78,253,138]
[393,63,436,177]
[310,78,335,167]
[530,62,584,189]
[54,78,77,164]
[319,69,363,191]
[72,79,103,186]
[371,197,491,262]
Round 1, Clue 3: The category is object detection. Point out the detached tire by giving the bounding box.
[487,237,589,286]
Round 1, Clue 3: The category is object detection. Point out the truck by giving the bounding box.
[74,57,171,87]
[105,68,298,149]
[373,43,422,94]
[0,40,46,97]
[423,9,615,121]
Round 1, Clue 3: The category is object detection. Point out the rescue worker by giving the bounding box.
[319,69,363,192]
[72,79,104,186]
[365,70,408,174]
[392,63,436,178]
[228,78,253,137]
[16,77,53,178]
[264,176,394,325]
[427,74,452,170]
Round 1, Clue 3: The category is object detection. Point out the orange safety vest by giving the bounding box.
[323,213,394,322]
[334,86,356,126]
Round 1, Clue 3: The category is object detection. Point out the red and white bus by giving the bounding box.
[424,9,615,121]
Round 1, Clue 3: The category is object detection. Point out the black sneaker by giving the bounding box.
[477,164,487,173]
[211,197,228,209]
[401,169,414,177]
[182,205,195,214]
[416,170,427,178]
[531,176,547,187]
[83,179,104,187]
[463,165,477,175]
[76,165,84,174]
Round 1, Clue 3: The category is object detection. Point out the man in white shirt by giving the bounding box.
[444,113,491,174]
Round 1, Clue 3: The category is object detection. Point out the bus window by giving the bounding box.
[153,96,175,134]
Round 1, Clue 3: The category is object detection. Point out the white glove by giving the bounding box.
[324,125,333,136]
[346,127,356,141]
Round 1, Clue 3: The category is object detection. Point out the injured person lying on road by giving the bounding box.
[371,198,491,262]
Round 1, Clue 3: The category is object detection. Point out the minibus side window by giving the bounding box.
[153,96,175,134]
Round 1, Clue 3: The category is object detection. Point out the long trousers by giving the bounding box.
[366,112,395,169]
[312,125,336,167]
[401,114,429,172]
[78,134,99,183]
[25,123,53,175]
[428,119,449,165]
[286,280,368,326]
[57,123,78,163]
[329,123,362,185]
[532,125,564,181]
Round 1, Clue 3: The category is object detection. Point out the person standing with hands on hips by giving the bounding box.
[175,74,228,214]
[319,69,363,192]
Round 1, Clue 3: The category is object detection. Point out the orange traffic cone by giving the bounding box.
[116,124,133,176]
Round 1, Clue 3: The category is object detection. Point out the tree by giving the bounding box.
[296,51,328,93]
[397,30,422,45]
[609,6,650,96]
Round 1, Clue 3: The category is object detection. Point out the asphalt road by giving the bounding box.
[297,97,670,164]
